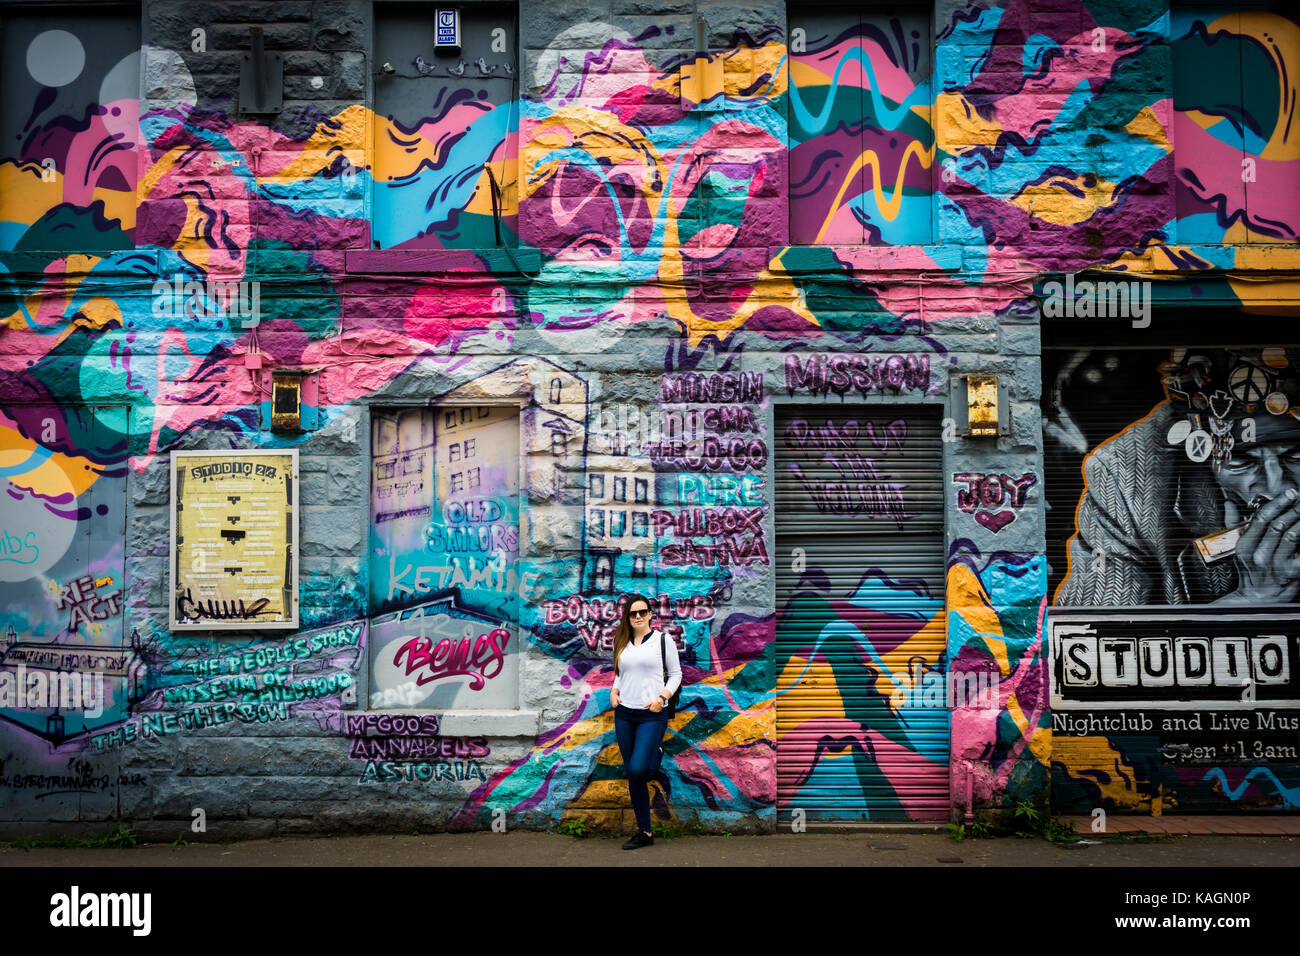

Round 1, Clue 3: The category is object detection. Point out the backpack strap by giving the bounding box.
[658,630,678,717]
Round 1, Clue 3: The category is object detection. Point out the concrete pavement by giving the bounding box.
[4,830,1299,866]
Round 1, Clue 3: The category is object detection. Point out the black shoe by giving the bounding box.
[622,831,654,850]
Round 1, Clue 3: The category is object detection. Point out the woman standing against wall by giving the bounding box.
[609,594,681,849]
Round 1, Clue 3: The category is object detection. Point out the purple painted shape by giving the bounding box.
[713,611,775,663]
[975,510,1015,533]
[135,199,189,247]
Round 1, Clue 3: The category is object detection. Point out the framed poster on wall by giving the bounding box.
[169,449,299,631]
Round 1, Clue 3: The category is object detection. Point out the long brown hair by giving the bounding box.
[612,593,653,675]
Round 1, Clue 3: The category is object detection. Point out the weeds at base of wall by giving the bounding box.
[1012,800,1079,843]
[947,802,1081,843]
[946,820,993,841]
[650,821,709,840]
[557,817,593,838]
[10,828,249,850]
[11,825,139,850]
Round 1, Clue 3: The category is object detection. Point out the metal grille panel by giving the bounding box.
[775,406,948,821]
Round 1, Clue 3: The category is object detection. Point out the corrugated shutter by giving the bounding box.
[775,406,947,821]
[1044,344,1300,813]
[1044,347,1172,611]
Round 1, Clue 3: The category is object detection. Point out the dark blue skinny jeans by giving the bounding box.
[614,703,668,834]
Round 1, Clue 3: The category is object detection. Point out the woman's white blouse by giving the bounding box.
[613,630,682,709]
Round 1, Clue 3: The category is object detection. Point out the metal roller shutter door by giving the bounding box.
[775,406,948,821]
[1045,344,1300,813]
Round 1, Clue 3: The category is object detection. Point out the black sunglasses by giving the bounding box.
[628,608,651,618]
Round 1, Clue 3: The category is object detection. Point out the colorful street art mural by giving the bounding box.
[1046,346,1300,811]
[788,10,934,245]
[1,0,1298,833]
[447,608,775,830]
[372,4,519,250]
[771,406,950,822]
[0,405,138,750]
[1172,8,1300,244]
[948,544,1051,813]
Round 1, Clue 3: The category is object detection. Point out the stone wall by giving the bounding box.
[1,0,1296,836]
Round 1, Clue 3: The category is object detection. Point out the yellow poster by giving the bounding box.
[172,451,297,629]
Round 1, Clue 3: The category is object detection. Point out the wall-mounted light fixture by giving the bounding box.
[271,371,303,432]
[965,374,1000,437]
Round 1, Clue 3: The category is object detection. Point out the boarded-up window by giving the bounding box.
[373,3,518,248]
[368,405,520,709]
[1172,6,1300,243]
[788,8,933,244]
[0,7,142,251]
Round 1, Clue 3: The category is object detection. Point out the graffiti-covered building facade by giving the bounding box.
[2,0,1298,836]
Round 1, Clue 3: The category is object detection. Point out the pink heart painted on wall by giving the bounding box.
[975,510,1015,533]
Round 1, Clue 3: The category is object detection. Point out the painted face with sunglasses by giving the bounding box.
[609,594,682,849]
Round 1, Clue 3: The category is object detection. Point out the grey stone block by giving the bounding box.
[333,51,366,97]
[1000,320,1041,356]
[300,506,364,556]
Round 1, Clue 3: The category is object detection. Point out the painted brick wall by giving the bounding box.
[1,0,1297,836]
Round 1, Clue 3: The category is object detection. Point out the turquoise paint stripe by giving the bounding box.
[788,45,930,135]
[373,102,518,248]
[0,442,52,478]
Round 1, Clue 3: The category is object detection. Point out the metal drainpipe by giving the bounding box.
[964,761,974,823]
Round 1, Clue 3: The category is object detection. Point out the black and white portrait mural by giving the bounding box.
[1045,346,1300,608]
